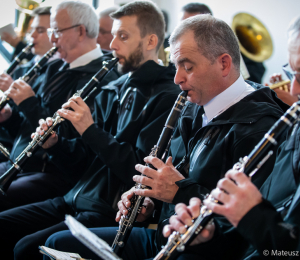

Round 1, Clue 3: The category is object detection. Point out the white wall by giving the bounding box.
[154,0,300,83]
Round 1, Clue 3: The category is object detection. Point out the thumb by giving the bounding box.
[165,156,173,166]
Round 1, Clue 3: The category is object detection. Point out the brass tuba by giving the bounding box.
[15,0,43,40]
[232,12,273,63]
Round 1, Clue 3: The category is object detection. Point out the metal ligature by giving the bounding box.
[112,90,188,256]
[154,101,300,260]
[6,43,34,76]
[0,46,58,111]
[0,57,119,195]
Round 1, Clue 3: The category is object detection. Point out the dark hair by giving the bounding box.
[181,2,212,16]
[161,10,168,33]
[110,0,165,52]
[32,6,51,16]
[170,14,240,70]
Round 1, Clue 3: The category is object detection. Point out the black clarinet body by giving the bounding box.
[6,43,34,76]
[0,58,119,195]
[154,101,300,260]
[0,46,58,111]
[111,91,188,256]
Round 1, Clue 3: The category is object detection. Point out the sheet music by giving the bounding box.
[0,24,17,37]
[39,246,82,260]
[65,215,122,260]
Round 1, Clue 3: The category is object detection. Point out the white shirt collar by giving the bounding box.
[69,44,103,69]
[203,74,254,123]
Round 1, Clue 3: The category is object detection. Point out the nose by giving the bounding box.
[290,77,300,98]
[110,36,118,51]
[174,67,185,86]
[30,29,38,39]
[50,32,57,44]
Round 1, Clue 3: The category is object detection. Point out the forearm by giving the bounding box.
[237,200,300,258]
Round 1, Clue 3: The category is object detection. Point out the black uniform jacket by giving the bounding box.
[155,83,289,259]
[0,56,52,157]
[0,54,119,187]
[237,122,300,260]
[46,60,180,218]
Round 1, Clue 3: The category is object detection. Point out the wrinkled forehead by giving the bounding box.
[288,36,300,70]
[170,32,199,64]
[50,9,71,28]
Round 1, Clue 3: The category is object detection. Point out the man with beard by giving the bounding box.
[0,1,180,259]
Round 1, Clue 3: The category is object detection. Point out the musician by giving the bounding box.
[0,1,180,259]
[96,6,118,51]
[175,15,300,259]
[0,7,56,92]
[180,2,212,20]
[0,1,118,212]
[0,7,57,162]
[43,15,288,260]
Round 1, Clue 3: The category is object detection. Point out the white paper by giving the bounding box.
[65,215,122,260]
[0,24,17,37]
[39,246,81,260]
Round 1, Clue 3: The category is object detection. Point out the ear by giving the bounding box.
[218,53,232,77]
[146,34,158,51]
[78,25,87,41]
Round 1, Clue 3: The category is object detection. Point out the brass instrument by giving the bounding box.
[15,0,42,40]
[158,45,171,67]
[232,13,273,63]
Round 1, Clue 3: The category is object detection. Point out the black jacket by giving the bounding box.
[237,122,300,260]
[47,60,180,218]
[0,54,119,187]
[155,83,289,259]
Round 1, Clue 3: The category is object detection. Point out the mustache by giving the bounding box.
[112,51,125,61]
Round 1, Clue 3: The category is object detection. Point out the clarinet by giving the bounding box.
[0,46,58,111]
[111,90,188,256]
[154,101,300,260]
[0,57,119,195]
[6,43,34,76]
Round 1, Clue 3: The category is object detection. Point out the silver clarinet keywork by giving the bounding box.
[6,43,34,76]
[0,58,119,195]
[0,46,58,111]
[111,90,188,256]
[154,101,300,260]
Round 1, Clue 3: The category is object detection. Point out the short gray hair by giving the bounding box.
[288,15,300,41]
[51,0,98,39]
[170,14,240,70]
[97,6,119,19]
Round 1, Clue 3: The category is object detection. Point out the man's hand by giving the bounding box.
[163,198,215,245]
[31,117,58,149]
[115,189,155,222]
[133,156,185,203]
[0,104,12,123]
[7,79,35,105]
[57,96,94,135]
[204,170,263,227]
[1,32,21,48]
[0,73,13,92]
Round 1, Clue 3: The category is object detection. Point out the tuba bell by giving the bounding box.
[15,0,43,40]
[232,12,273,63]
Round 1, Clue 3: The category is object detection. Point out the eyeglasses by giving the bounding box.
[29,26,47,35]
[47,24,82,39]
[282,63,300,84]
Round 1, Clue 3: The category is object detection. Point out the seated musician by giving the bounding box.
[0,1,119,212]
[165,15,300,260]
[0,1,181,259]
[43,13,288,260]
[0,7,57,162]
